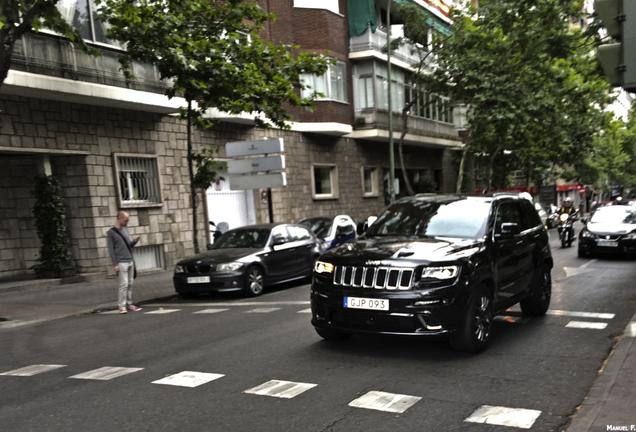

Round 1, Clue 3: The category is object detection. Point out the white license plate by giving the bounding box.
[344,297,389,311]
[187,276,210,284]
[597,240,619,247]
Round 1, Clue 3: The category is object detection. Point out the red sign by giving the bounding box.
[556,184,581,192]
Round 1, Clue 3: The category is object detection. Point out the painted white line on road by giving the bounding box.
[144,309,180,314]
[244,308,281,313]
[348,391,421,413]
[193,308,229,314]
[580,259,598,268]
[152,371,224,388]
[69,367,143,380]
[464,405,541,429]
[563,259,597,278]
[625,322,636,338]
[244,380,317,399]
[0,319,47,329]
[297,308,312,314]
[0,364,66,376]
[547,310,615,320]
[152,301,310,307]
[566,321,608,330]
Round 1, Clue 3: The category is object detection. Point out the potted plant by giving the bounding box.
[32,175,76,278]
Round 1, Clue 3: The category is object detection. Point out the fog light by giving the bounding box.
[417,314,443,331]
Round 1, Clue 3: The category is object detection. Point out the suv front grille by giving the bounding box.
[333,266,414,290]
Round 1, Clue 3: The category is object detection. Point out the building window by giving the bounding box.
[293,0,339,14]
[113,154,162,207]
[301,62,347,102]
[362,167,378,197]
[132,244,165,271]
[56,0,123,48]
[312,164,338,199]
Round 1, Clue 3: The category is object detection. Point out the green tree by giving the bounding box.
[0,0,97,92]
[97,0,331,253]
[423,0,612,193]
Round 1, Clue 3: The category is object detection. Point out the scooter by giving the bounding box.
[557,213,576,248]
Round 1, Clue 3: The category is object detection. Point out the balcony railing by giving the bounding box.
[11,33,170,95]
[350,28,434,70]
[355,108,459,139]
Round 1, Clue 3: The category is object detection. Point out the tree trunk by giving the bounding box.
[399,104,416,196]
[187,100,199,254]
[485,145,502,194]
[456,134,472,193]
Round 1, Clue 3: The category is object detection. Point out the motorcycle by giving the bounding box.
[557,212,576,248]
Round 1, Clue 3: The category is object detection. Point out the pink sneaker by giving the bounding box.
[127,305,142,312]
[119,308,127,314]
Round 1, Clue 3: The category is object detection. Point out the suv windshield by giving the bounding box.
[299,217,332,239]
[365,198,491,239]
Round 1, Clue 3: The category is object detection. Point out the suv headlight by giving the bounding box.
[216,262,243,271]
[174,265,185,273]
[421,266,459,280]
[315,261,334,274]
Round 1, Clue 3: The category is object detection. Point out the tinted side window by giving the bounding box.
[521,200,542,229]
[495,201,525,234]
[271,226,292,244]
[288,225,311,241]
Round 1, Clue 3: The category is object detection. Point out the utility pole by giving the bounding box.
[387,0,396,204]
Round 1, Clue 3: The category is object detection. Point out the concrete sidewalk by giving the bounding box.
[0,271,634,431]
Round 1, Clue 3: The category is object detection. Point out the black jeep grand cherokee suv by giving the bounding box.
[311,193,553,353]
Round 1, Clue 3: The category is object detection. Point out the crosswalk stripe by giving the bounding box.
[244,380,317,399]
[144,309,180,314]
[547,310,615,320]
[297,308,312,314]
[348,391,421,413]
[152,371,224,388]
[566,321,608,330]
[69,367,143,380]
[192,308,229,314]
[244,308,281,313]
[0,364,66,376]
[464,405,542,429]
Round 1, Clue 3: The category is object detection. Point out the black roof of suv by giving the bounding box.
[310,193,553,353]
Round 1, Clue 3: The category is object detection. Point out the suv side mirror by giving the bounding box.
[497,223,520,239]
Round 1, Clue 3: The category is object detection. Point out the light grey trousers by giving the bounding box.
[117,261,135,309]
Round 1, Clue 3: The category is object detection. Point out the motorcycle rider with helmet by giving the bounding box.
[558,197,578,247]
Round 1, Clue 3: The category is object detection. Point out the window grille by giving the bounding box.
[132,245,164,271]
[115,155,162,206]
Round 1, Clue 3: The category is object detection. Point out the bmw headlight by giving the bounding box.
[314,261,334,274]
[320,241,331,251]
[216,262,243,272]
[581,230,595,238]
[174,265,185,273]
[421,266,459,280]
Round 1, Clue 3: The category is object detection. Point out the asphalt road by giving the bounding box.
[1,225,635,432]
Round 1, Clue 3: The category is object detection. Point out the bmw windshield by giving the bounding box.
[210,228,271,249]
[364,198,491,239]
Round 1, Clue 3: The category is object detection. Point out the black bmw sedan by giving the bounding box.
[578,205,636,257]
[173,223,320,297]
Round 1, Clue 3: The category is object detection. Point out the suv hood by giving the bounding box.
[323,236,483,264]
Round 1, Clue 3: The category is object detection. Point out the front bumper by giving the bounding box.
[579,237,636,255]
[310,278,466,339]
[173,271,245,294]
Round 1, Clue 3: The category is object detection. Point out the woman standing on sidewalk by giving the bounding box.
[107,211,142,314]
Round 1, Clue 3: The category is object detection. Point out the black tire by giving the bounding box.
[450,284,493,353]
[315,328,352,341]
[520,263,551,316]
[243,266,264,297]
[561,233,567,248]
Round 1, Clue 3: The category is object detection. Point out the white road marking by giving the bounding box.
[244,308,281,313]
[547,310,615,320]
[464,405,541,429]
[563,259,597,278]
[348,391,421,413]
[152,371,224,388]
[0,364,66,376]
[152,301,310,307]
[297,308,312,314]
[0,319,47,329]
[193,308,229,314]
[144,309,180,314]
[626,322,636,338]
[244,380,317,399]
[566,321,608,330]
[69,367,143,380]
